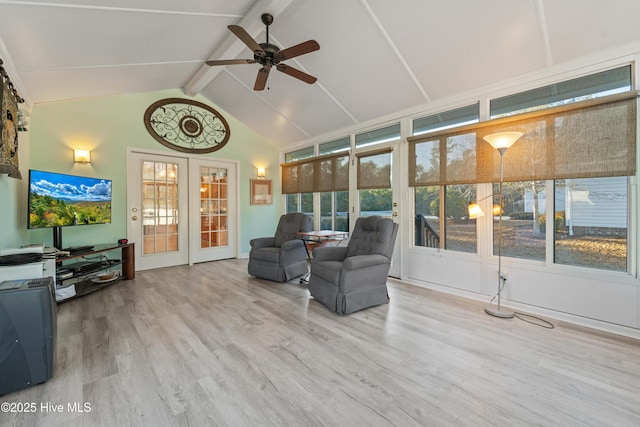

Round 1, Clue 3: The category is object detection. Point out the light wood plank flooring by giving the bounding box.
[2,258,640,426]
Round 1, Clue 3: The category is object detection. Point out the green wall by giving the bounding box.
[1,128,30,248]
[23,89,280,254]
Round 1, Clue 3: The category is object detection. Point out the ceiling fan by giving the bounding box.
[206,13,320,91]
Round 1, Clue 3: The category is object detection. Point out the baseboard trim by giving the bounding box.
[392,277,640,341]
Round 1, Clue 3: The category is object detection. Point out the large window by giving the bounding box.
[408,66,635,273]
[488,65,632,268]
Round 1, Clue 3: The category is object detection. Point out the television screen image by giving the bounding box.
[28,170,112,229]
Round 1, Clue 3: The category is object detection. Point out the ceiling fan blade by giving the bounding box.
[275,40,320,61]
[254,67,270,91]
[276,64,317,84]
[205,59,256,66]
[228,25,265,54]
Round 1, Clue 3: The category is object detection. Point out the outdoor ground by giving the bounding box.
[425,220,626,271]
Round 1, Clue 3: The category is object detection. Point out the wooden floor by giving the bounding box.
[2,258,640,426]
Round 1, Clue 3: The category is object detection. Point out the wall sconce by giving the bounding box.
[257,167,266,179]
[74,149,91,164]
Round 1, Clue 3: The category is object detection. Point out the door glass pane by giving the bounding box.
[200,166,229,248]
[142,160,180,255]
[359,189,392,218]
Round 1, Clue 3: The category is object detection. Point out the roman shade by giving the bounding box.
[356,148,392,190]
[281,152,349,194]
[408,91,637,186]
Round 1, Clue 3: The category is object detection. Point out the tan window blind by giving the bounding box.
[281,152,350,194]
[357,148,392,190]
[408,91,637,186]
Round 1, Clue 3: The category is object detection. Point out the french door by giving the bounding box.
[353,144,401,277]
[127,150,238,271]
[189,158,237,263]
[128,152,189,271]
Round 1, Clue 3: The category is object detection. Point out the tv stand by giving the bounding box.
[63,245,94,254]
[55,243,135,302]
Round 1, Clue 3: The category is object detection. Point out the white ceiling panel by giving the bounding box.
[21,63,200,103]
[367,0,547,101]
[221,59,356,137]
[201,70,310,144]
[543,0,640,64]
[0,5,233,69]
[268,0,426,123]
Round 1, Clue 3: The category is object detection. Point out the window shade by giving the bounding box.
[281,152,349,194]
[357,148,392,189]
[408,91,637,186]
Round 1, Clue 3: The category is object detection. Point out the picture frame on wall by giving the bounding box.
[250,179,272,205]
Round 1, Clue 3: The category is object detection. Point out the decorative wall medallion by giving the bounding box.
[144,98,231,153]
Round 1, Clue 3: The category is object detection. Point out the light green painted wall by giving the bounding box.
[26,89,281,254]
[1,129,30,249]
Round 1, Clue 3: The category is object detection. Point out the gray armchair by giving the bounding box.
[248,213,312,282]
[309,216,399,314]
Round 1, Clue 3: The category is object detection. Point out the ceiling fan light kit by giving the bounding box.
[206,13,320,91]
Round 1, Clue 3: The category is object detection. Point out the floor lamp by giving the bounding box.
[481,131,523,318]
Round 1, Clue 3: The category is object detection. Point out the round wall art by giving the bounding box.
[143,98,231,153]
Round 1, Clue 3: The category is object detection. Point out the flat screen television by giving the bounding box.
[28,170,112,249]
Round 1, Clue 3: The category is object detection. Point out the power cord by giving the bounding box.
[513,311,555,329]
[487,274,555,330]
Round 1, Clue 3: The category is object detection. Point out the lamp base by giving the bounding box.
[484,305,514,318]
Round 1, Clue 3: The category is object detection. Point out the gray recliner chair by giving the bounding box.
[248,213,312,282]
[308,216,399,314]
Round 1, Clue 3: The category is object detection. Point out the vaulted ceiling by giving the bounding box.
[2,0,640,149]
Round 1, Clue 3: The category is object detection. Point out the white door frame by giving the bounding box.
[188,157,238,264]
[126,147,241,268]
[351,141,402,278]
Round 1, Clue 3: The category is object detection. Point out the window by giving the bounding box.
[492,181,546,261]
[283,138,350,229]
[319,137,350,155]
[285,146,314,162]
[486,65,633,267]
[408,66,635,272]
[355,123,400,148]
[411,104,480,250]
[554,177,627,271]
[491,65,631,118]
[321,191,349,231]
[445,184,478,253]
[318,137,350,231]
[282,147,314,221]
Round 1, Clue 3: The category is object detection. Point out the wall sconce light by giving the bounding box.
[257,167,266,179]
[74,149,91,164]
